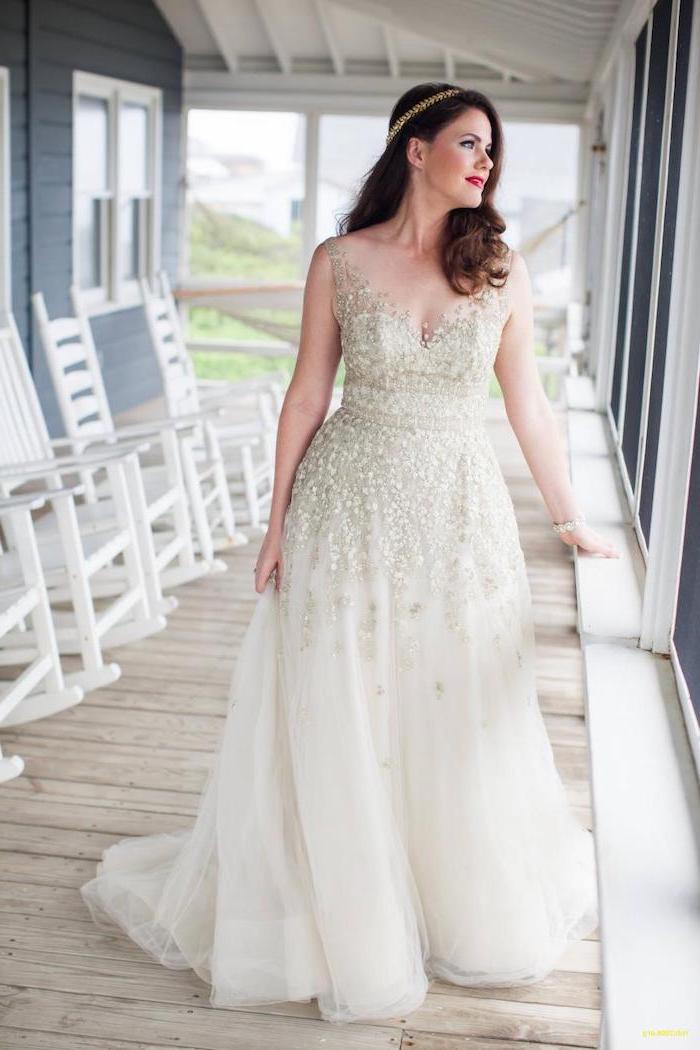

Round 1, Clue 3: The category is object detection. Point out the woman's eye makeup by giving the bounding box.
[461,138,492,154]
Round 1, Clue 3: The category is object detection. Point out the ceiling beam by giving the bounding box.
[196,0,239,73]
[254,0,293,75]
[184,69,589,122]
[314,0,345,76]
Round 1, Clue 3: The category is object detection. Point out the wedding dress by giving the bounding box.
[79,234,599,1025]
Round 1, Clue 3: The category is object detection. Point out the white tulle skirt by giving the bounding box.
[80,538,599,1024]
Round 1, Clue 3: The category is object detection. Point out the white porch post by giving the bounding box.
[303,110,320,271]
[572,113,593,316]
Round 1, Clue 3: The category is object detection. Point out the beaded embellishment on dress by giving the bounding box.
[279,236,524,657]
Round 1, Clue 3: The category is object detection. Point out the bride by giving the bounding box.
[80,81,620,1025]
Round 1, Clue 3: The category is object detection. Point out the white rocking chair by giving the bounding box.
[67,285,249,551]
[35,290,243,578]
[0,317,168,691]
[140,271,280,531]
[0,491,86,783]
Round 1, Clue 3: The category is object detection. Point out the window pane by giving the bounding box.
[317,114,387,238]
[621,0,673,490]
[119,198,142,280]
[610,23,647,427]
[76,195,103,290]
[639,0,695,542]
[185,109,305,381]
[77,95,109,193]
[120,102,149,195]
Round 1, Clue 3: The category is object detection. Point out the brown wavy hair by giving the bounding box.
[337,82,511,296]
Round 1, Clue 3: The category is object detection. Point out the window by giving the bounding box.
[638,0,695,542]
[184,108,305,379]
[73,71,161,313]
[0,66,10,321]
[610,22,647,428]
[316,113,387,239]
[607,0,694,549]
[620,0,673,493]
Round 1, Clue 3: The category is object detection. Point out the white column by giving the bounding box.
[303,110,320,271]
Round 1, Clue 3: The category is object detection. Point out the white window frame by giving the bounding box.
[72,70,162,316]
[0,66,10,323]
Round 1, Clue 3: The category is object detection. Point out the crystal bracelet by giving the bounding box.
[551,516,586,534]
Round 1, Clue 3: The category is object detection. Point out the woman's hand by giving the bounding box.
[556,523,621,558]
[253,528,284,593]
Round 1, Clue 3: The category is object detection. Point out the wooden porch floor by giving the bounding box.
[0,398,601,1049]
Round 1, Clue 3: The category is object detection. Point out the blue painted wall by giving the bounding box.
[0,0,183,433]
[0,1,30,358]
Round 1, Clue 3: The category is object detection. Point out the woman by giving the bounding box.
[80,82,619,1025]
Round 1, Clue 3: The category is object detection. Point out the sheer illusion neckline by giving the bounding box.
[328,237,499,350]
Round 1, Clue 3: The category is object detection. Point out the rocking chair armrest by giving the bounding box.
[216,432,260,449]
[55,407,226,444]
[0,440,150,483]
[214,420,266,439]
[155,406,226,427]
[104,419,202,441]
[49,417,201,448]
[193,387,243,408]
[50,439,152,468]
[0,484,86,513]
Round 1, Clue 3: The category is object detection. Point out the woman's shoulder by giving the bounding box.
[504,247,529,285]
[496,244,525,288]
[320,229,375,251]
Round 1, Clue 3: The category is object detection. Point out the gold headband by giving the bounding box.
[386,87,463,146]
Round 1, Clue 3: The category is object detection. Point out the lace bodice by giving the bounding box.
[280,234,524,664]
[325,236,512,431]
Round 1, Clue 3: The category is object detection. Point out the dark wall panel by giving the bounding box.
[639,0,695,542]
[610,22,647,428]
[0,0,30,351]
[5,0,183,434]
[621,0,673,488]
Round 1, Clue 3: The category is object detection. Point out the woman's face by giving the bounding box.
[408,106,495,207]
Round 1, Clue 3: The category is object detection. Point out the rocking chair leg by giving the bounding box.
[203,418,238,543]
[50,492,117,681]
[180,431,215,564]
[160,426,198,571]
[240,443,261,530]
[119,454,176,616]
[105,457,169,636]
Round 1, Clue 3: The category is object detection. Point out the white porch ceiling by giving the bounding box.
[155,0,624,120]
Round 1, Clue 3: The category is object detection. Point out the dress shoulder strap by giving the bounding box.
[322,236,348,323]
[322,236,346,285]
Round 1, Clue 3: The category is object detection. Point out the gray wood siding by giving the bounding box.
[5,0,183,434]
[0,0,30,353]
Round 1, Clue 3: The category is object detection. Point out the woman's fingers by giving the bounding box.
[559,527,621,558]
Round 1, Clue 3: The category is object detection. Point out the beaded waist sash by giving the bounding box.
[339,381,488,432]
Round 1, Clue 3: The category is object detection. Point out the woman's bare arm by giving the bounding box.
[254,243,342,591]
[494,250,619,558]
